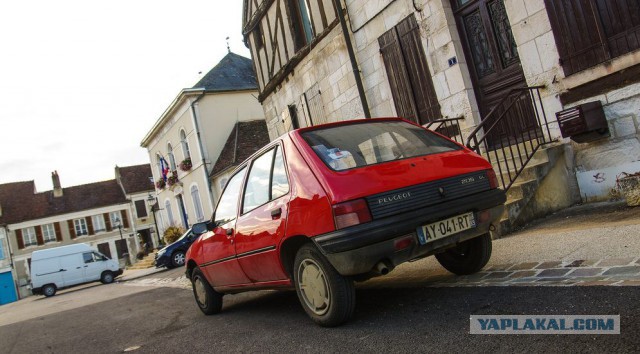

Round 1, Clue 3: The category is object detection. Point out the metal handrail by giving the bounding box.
[424,116,466,145]
[465,85,554,191]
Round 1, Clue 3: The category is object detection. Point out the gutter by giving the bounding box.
[334,0,371,118]
[189,94,217,208]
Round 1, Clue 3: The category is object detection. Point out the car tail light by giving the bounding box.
[333,199,372,229]
[487,168,499,189]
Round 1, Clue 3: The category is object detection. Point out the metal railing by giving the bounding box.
[466,86,554,191]
[424,117,466,145]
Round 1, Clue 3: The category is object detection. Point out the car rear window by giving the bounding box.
[301,120,462,171]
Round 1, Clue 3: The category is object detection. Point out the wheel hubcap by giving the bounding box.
[104,274,113,282]
[174,253,185,265]
[297,259,330,315]
[44,287,54,296]
[194,277,207,306]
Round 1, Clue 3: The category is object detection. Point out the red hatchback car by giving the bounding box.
[187,118,505,326]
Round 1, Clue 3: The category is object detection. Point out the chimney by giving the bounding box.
[52,171,63,197]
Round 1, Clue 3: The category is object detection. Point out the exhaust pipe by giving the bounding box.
[374,261,391,276]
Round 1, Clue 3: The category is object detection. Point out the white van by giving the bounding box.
[30,243,123,297]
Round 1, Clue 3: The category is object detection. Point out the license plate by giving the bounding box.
[417,212,476,245]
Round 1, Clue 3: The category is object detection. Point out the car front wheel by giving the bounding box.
[191,268,223,315]
[435,233,492,275]
[293,244,355,327]
[100,271,115,284]
[172,251,186,267]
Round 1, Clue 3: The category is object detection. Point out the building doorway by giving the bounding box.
[176,194,189,229]
[452,0,538,146]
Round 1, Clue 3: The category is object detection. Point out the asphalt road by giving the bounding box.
[1,284,638,353]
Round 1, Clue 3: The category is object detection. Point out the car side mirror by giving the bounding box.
[192,221,213,235]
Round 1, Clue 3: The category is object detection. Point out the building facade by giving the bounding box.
[141,52,265,236]
[243,0,640,204]
[0,169,151,299]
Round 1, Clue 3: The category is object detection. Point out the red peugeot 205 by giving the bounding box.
[187,118,505,326]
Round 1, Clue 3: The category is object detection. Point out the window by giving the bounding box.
[289,0,315,50]
[42,224,56,243]
[83,252,106,263]
[302,121,461,171]
[254,23,264,49]
[73,219,88,237]
[109,211,122,228]
[180,130,191,159]
[242,146,290,214]
[214,167,247,226]
[23,227,37,247]
[191,185,205,222]
[134,200,148,218]
[545,0,640,76]
[165,200,175,226]
[272,147,290,200]
[92,215,106,233]
[243,150,274,213]
[167,143,177,171]
[219,177,228,190]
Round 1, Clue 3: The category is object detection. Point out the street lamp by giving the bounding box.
[114,217,123,240]
[147,194,162,247]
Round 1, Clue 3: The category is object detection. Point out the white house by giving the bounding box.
[0,171,145,299]
[141,52,265,235]
[243,0,640,233]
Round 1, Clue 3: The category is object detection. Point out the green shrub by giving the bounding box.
[163,226,185,245]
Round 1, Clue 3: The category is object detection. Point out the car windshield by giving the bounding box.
[301,120,462,171]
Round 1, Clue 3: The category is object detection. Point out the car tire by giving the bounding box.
[171,251,186,268]
[293,244,355,327]
[100,271,115,284]
[435,233,492,275]
[43,284,57,297]
[191,268,223,315]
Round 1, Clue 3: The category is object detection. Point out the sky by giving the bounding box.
[0,0,251,191]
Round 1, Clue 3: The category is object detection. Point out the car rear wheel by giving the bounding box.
[100,271,115,284]
[43,284,57,297]
[191,268,223,315]
[172,251,186,267]
[293,244,355,327]
[435,233,492,275]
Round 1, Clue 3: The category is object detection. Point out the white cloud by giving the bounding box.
[0,0,251,190]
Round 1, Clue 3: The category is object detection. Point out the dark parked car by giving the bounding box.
[155,228,199,268]
[186,118,506,327]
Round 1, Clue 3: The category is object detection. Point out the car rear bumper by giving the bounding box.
[313,188,506,276]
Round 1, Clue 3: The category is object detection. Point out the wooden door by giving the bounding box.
[380,15,441,125]
[453,0,538,145]
[97,242,112,259]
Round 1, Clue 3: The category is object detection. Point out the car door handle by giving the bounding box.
[60,269,67,272]
[76,267,82,269]
[271,208,282,218]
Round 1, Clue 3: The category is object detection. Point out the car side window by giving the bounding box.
[243,149,275,213]
[271,146,289,200]
[214,167,247,226]
[83,252,94,263]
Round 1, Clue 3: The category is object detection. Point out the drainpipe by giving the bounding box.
[190,93,216,208]
[334,0,371,118]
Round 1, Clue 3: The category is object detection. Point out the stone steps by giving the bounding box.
[128,251,157,270]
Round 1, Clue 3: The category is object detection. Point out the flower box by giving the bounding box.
[179,157,193,171]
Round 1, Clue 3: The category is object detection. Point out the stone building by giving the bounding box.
[242,0,640,228]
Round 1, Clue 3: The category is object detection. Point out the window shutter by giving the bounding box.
[86,216,94,235]
[68,220,76,239]
[104,213,112,231]
[16,229,24,249]
[54,222,63,242]
[35,226,44,245]
[121,211,130,229]
[379,27,419,123]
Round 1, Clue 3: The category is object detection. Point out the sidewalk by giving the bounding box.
[121,201,640,290]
